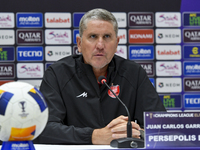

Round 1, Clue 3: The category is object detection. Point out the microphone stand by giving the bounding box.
[102,80,144,148]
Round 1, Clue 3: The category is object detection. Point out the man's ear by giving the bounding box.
[76,36,82,53]
[117,36,120,45]
[115,36,120,53]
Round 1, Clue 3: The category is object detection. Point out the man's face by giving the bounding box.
[77,20,119,69]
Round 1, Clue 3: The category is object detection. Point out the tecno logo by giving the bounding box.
[18,51,42,57]
[184,94,200,108]
[17,47,43,61]
[129,29,154,44]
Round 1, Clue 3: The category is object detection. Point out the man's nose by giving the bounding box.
[96,37,104,50]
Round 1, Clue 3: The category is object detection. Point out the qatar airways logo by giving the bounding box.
[138,62,154,76]
[155,12,181,27]
[45,13,71,28]
[183,29,200,43]
[17,30,43,45]
[17,63,43,78]
[156,45,181,60]
[156,61,181,76]
[45,29,71,44]
[0,13,14,28]
[0,64,15,78]
[184,78,200,92]
[128,12,153,27]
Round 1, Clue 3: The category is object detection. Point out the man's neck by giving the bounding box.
[92,65,108,81]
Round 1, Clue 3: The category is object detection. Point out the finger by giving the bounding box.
[107,115,128,128]
[132,129,141,137]
[131,121,141,130]
[111,123,127,132]
[112,133,127,139]
[111,129,141,139]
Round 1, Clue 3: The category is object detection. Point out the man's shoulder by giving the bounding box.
[50,55,78,69]
[113,55,146,80]
[114,55,140,70]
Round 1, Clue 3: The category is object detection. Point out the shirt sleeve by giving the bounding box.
[33,67,94,144]
[134,66,166,128]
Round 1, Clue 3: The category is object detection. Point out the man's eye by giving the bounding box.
[104,35,110,38]
[90,35,96,38]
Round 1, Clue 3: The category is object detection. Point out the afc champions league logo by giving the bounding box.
[108,84,120,98]
[19,101,27,112]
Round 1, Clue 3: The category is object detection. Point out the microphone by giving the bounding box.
[98,76,144,148]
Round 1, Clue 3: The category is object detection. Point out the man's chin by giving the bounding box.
[91,63,109,70]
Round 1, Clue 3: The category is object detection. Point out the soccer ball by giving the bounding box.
[0,81,48,141]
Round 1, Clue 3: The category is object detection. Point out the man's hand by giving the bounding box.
[92,115,141,145]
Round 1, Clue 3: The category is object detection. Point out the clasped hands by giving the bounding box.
[92,115,142,145]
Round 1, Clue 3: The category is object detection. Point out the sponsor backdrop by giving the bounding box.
[0,0,200,112]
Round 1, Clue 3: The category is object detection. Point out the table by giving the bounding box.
[1,144,200,150]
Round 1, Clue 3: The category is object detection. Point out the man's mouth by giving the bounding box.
[95,54,104,56]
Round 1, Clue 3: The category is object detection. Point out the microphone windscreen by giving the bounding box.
[98,76,107,84]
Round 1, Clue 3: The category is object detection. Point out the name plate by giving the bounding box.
[144,112,200,148]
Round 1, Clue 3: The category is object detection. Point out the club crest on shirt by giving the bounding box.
[108,84,120,98]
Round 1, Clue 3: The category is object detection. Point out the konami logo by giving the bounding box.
[45,13,71,28]
[129,29,154,44]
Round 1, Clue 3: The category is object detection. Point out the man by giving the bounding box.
[35,8,165,145]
